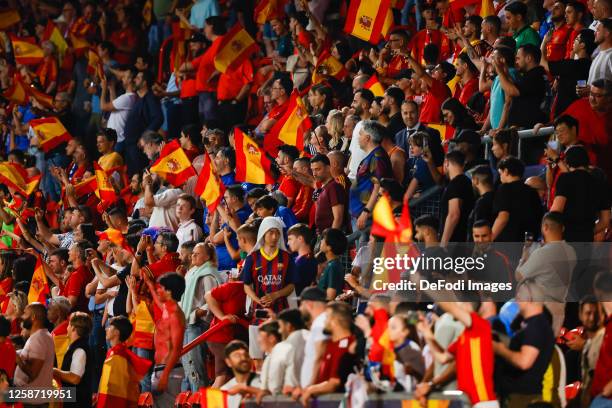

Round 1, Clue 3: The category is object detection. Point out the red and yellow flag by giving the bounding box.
[87,48,105,80]
[94,161,117,203]
[10,35,44,65]
[72,176,97,198]
[69,33,90,54]
[0,9,21,30]
[2,77,28,105]
[479,0,495,17]
[29,117,72,152]
[369,309,396,381]
[265,91,312,155]
[132,301,155,350]
[28,255,50,304]
[52,320,70,368]
[0,162,40,197]
[312,49,348,84]
[97,228,132,253]
[364,74,386,97]
[234,128,274,185]
[344,0,392,44]
[427,123,455,141]
[214,24,259,73]
[194,153,226,213]
[27,85,54,109]
[98,343,153,408]
[150,139,196,187]
[254,0,285,24]
[42,20,68,59]
[196,388,229,408]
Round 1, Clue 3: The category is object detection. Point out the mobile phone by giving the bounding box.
[255,309,269,319]
[524,232,534,242]
[576,80,587,87]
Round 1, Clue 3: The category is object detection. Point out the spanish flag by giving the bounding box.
[195,388,229,408]
[98,343,153,408]
[369,309,396,381]
[427,123,455,141]
[10,35,44,65]
[69,33,90,54]
[52,320,70,368]
[234,128,274,185]
[254,0,285,24]
[27,85,54,109]
[194,153,225,213]
[0,9,20,30]
[479,0,495,17]
[312,49,348,84]
[381,8,395,40]
[42,20,68,59]
[2,77,28,105]
[72,176,98,198]
[0,162,39,197]
[265,91,312,155]
[29,117,72,153]
[132,301,155,350]
[150,139,196,187]
[446,75,460,96]
[94,162,118,203]
[28,255,50,304]
[214,24,259,73]
[87,48,105,80]
[344,0,392,44]
[364,74,385,97]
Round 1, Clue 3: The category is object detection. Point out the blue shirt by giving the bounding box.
[189,0,220,29]
[293,254,318,295]
[490,68,518,129]
[407,156,435,191]
[216,204,252,270]
[221,172,236,187]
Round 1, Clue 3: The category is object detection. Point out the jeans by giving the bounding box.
[590,396,612,408]
[42,152,70,202]
[133,347,155,392]
[152,366,184,408]
[402,0,423,30]
[89,310,107,393]
[180,322,207,391]
[348,216,372,249]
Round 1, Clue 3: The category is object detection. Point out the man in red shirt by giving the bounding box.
[416,301,498,407]
[299,302,357,405]
[564,2,586,58]
[376,29,412,85]
[409,4,452,64]
[291,157,314,224]
[256,76,293,137]
[0,315,15,381]
[591,271,612,405]
[52,240,95,312]
[454,53,479,105]
[544,1,572,62]
[204,281,248,388]
[276,145,301,208]
[217,57,254,131]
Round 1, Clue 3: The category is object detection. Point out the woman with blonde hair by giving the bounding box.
[326,110,345,151]
[6,290,27,335]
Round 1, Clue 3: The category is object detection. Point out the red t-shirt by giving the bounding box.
[565,25,583,59]
[60,265,93,312]
[591,315,612,397]
[409,29,451,64]
[110,27,138,65]
[386,55,410,79]
[546,25,572,62]
[293,184,313,223]
[192,37,223,93]
[447,312,497,404]
[180,78,198,99]
[454,77,479,106]
[267,99,291,122]
[278,175,301,204]
[0,338,16,379]
[563,98,610,168]
[206,282,247,343]
[217,59,254,101]
[419,79,450,124]
[142,252,181,320]
[317,335,355,384]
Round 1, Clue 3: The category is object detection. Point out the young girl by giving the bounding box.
[405,131,436,200]
[387,314,425,392]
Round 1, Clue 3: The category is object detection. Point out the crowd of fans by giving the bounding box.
[0,0,611,407]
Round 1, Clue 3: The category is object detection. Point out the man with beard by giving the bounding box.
[467,165,495,240]
[543,1,572,62]
[221,340,262,408]
[347,89,374,183]
[471,220,513,290]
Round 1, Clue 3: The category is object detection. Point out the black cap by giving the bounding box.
[188,32,206,43]
[454,130,481,146]
[300,287,327,302]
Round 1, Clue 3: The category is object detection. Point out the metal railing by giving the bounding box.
[481,126,555,160]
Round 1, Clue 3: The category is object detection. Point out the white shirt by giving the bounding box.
[176,219,204,246]
[14,329,55,391]
[588,47,612,84]
[260,341,298,394]
[300,311,329,388]
[221,375,262,408]
[96,263,122,316]
[348,121,366,181]
[285,330,307,384]
[107,92,137,143]
[69,348,87,377]
[149,188,182,230]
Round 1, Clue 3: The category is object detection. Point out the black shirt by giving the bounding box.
[387,112,405,139]
[112,265,131,317]
[500,312,554,396]
[493,180,544,242]
[548,58,591,117]
[467,191,495,241]
[555,169,611,242]
[508,66,548,128]
[440,174,475,243]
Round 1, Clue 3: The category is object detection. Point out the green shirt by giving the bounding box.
[318,258,344,295]
[513,25,541,49]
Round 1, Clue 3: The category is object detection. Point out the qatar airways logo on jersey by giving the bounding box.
[257,275,284,286]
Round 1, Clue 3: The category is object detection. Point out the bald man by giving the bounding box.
[352,74,369,93]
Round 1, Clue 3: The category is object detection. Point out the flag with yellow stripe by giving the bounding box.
[2,76,28,105]
[132,301,155,350]
[27,85,54,109]
[214,24,259,73]
[254,0,285,24]
[0,162,39,197]
[0,9,20,30]
[364,74,386,97]
[94,161,118,203]
[234,128,274,185]
[28,255,50,304]
[10,35,44,65]
[52,320,70,369]
[312,49,348,84]
[344,0,392,44]
[42,21,68,60]
[30,117,72,152]
[150,139,196,187]
[264,91,312,155]
[194,153,226,213]
[197,388,229,408]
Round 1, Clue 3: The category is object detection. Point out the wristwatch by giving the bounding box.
[363,208,371,214]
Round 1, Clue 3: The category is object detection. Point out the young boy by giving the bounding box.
[225,223,258,274]
[318,228,348,300]
[287,224,317,295]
